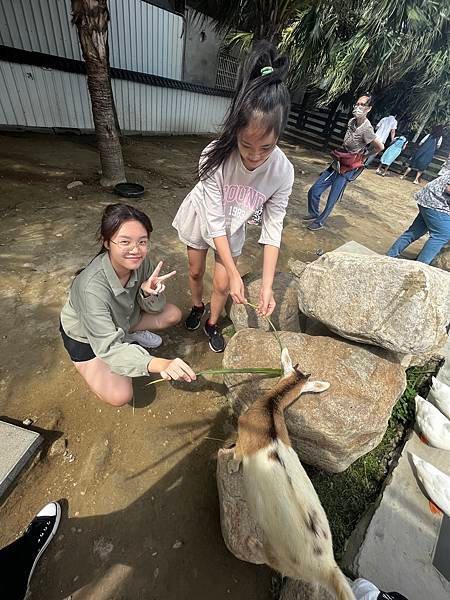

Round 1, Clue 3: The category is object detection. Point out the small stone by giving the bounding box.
[22,418,33,426]
[56,233,63,237]
[67,180,83,189]
[432,245,450,272]
[153,567,159,580]
[172,540,183,549]
[50,437,67,457]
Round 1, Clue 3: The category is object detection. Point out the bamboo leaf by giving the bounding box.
[146,367,283,387]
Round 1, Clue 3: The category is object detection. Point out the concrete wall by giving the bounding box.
[183,8,224,88]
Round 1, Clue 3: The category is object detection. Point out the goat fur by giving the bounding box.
[235,363,355,600]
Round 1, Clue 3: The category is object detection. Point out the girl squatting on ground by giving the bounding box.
[60,203,196,407]
[172,42,294,352]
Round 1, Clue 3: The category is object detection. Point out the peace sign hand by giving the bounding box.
[141,261,176,296]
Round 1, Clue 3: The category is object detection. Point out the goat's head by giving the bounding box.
[281,348,330,394]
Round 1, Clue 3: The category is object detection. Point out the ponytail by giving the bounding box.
[199,41,290,180]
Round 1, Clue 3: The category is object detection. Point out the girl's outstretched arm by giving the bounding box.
[214,235,246,304]
[259,245,279,316]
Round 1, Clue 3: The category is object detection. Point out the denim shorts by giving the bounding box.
[59,322,96,362]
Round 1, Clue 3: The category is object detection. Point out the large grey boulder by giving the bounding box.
[228,271,302,332]
[432,245,450,272]
[292,252,450,354]
[216,447,265,564]
[223,329,406,473]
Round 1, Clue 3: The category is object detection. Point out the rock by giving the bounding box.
[229,272,302,333]
[216,447,265,564]
[223,329,406,473]
[303,317,335,338]
[288,258,307,278]
[280,579,334,600]
[291,253,450,354]
[50,436,67,456]
[67,180,83,189]
[405,346,446,369]
[432,245,450,272]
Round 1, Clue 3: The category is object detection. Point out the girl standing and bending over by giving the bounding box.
[173,42,294,352]
[60,203,195,406]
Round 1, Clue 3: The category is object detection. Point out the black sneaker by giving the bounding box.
[204,320,225,353]
[185,303,206,331]
[25,501,61,590]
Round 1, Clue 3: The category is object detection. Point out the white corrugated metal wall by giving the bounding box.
[0,0,230,133]
[0,0,184,79]
[0,60,230,133]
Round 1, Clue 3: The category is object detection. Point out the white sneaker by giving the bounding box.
[125,331,162,349]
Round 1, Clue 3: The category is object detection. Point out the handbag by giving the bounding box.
[330,149,365,174]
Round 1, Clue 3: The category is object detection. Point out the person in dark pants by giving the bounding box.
[305,94,384,230]
[400,125,444,185]
[387,169,450,264]
[0,501,61,600]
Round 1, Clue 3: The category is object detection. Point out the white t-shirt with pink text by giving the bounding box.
[172,142,294,254]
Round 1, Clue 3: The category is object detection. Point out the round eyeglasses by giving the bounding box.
[110,239,148,251]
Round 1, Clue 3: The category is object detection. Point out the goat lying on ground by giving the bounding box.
[233,349,355,600]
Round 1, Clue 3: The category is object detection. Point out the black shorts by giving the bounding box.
[59,322,96,362]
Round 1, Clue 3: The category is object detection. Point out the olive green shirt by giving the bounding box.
[60,253,166,377]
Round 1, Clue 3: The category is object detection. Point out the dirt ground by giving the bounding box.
[0,132,424,600]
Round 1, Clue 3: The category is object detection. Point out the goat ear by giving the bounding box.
[303,380,330,393]
[281,347,294,377]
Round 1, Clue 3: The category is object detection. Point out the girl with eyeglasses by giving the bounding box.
[60,203,196,406]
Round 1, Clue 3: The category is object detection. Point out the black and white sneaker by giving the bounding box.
[204,320,225,353]
[25,501,61,589]
[185,303,206,331]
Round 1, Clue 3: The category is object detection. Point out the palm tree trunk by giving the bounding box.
[71,0,125,187]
